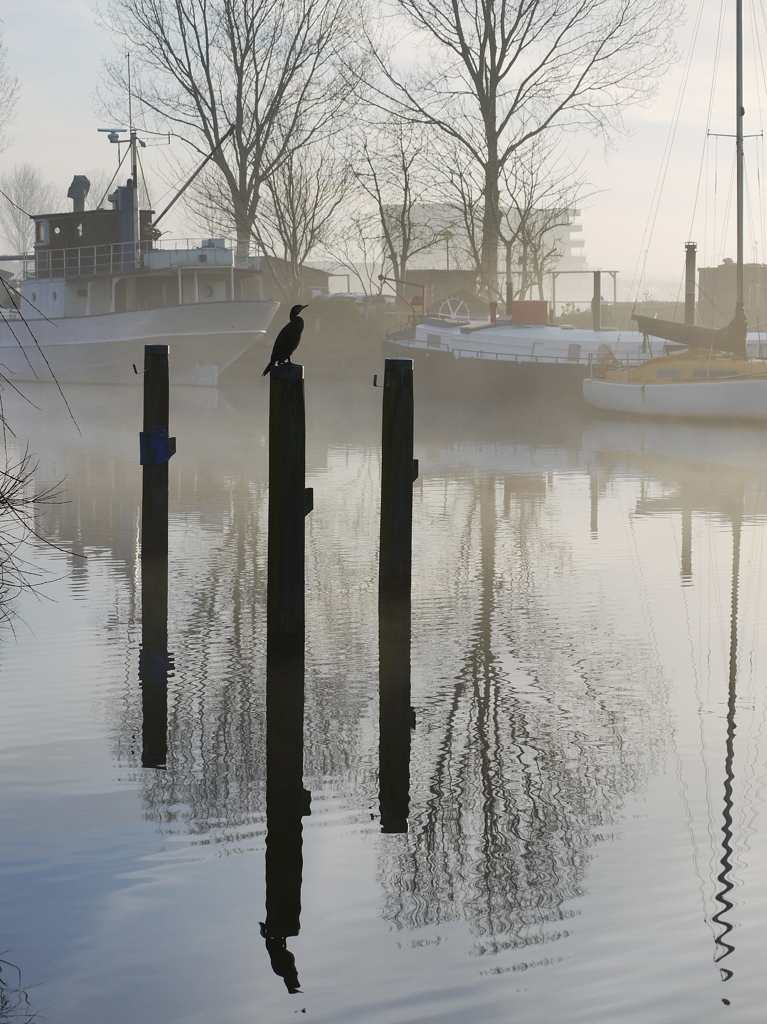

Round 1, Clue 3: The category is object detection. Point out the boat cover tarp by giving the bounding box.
[632,310,747,358]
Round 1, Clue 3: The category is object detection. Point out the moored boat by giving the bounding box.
[0,131,279,386]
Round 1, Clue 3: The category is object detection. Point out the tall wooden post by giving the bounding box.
[139,343,175,769]
[591,271,602,331]
[379,598,412,833]
[379,358,417,598]
[685,242,697,326]
[140,344,175,561]
[267,363,312,650]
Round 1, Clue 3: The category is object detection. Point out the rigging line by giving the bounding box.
[744,158,759,262]
[751,0,767,253]
[628,0,708,311]
[688,0,726,239]
[717,148,737,262]
[0,186,31,219]
[94,146,130,211]
[0,278,80,434]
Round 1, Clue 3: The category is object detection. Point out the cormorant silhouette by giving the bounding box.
[262,304,308,376]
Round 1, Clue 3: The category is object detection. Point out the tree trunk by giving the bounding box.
[519,239,529,299]
[481,154,499,298]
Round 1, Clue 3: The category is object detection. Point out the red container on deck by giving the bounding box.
[510,300,550,325]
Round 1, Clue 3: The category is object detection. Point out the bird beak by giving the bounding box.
[301,304,308,310]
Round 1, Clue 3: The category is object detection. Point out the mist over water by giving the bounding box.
[2,373,767,1022]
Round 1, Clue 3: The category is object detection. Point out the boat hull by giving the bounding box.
[583,376,767,420]
[0,299,280,385]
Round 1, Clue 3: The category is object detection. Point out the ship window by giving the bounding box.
[35,221,46,244]
[76,223,83,238]
[52,291,57,301]
[31,292,36,302]
[54,226,61,235]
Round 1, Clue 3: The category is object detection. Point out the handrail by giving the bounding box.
[24,237,262,281]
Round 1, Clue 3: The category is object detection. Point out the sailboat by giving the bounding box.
[583,0,767,420]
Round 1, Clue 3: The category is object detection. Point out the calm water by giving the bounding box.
[2,373,767,1023]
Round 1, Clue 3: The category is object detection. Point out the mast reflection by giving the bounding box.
[712,507,741,989]
[261,650,309,994]
[379,597,413,833]
[139,557,173,769]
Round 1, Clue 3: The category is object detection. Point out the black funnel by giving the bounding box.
[67,175,91,213]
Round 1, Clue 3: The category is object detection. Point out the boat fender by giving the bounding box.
[140,429,177,465]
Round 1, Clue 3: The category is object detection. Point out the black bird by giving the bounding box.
[262,304,308,376]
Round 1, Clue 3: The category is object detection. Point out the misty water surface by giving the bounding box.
[1,375,767,1023]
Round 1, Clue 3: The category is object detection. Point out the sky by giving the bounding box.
[0,0,760,302]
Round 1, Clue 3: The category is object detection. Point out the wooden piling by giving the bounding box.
[591,271,602,331]
[267,363,310,650]
[379,358,416,598]
[140,344,174,561]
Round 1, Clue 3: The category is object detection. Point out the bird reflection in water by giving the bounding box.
[139,557,174,769]
[379,597,414,834]
[261,650,310,993]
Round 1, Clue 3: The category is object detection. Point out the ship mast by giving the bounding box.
[736,0,745,317]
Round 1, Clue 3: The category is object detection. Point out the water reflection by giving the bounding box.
[379,598,413,834]
[8,381,767,1018]
[139,557,172,769]
[261,650,309,994]
[712,506,740,989]
[378,469,668,952]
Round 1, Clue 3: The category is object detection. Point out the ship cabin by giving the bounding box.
[24,175,264,320]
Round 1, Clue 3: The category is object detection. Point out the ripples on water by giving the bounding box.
[1,377,767,1021]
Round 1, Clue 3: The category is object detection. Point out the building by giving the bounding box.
[698,260,767,329]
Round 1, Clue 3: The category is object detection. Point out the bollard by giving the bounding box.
[267,363,312,650]
[140,344,175,562]
[591,270,602,331]
[262,649,309,993]
[139,557,173,769]
[378,598,413,833]
[379,358,417,598]
[685,242,697,326]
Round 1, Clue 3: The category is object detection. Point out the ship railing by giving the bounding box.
[25,237,262,281]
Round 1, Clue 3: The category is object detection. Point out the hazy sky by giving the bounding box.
[0,0,757,301]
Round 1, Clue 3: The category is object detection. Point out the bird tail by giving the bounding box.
[262,362,272,377]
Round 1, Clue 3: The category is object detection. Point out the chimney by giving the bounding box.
[67,175,91,213]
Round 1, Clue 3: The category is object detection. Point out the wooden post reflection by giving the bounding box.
[379,598,412,833]
[681,503,692,583]
[139,558,172,769]
[262,650,309,994]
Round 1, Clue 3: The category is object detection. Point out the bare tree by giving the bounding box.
[258,143,351,302]
[369,0,678,294]
[499,138,594,300]
[0,164,59,255]
[0,32,19,154]
[326,201,389,296]
[100,0,361,251]
[353,120,442,281]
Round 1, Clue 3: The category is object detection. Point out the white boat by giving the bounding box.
[384,316,767,387]
[383,316,652,387]
[582,0,767,420]
[0,133,279,386]
[584,371,767,420]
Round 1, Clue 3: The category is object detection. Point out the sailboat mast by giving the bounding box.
[736,0,745,313]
